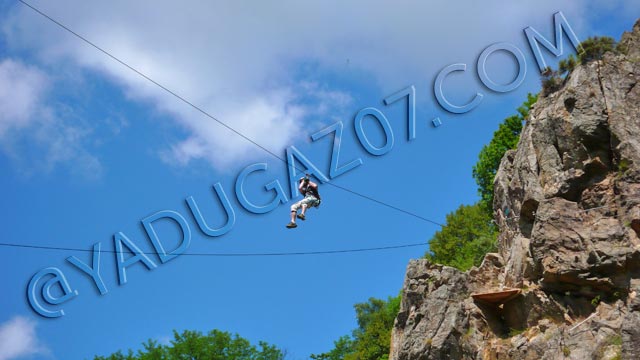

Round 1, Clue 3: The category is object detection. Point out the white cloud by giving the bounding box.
[0,58,103,179]
[161,90,305,168]
[4,0,625,170]
[0,59,47,135]
[0,316,48,360]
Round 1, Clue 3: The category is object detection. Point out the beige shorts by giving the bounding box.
[291,195,319,212]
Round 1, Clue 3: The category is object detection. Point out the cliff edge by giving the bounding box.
[390,20,640,360]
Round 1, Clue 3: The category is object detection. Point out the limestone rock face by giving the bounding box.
[391,19,640,360]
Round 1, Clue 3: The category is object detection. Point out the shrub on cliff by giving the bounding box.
[425,203,497,271]
[541,36,619,96]
[578,36,617,63]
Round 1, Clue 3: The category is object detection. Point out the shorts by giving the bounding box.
[291,195,320,212]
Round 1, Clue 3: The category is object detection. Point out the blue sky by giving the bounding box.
[0,1,638,359]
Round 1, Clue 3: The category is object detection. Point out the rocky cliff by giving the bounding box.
[390,20,640,360]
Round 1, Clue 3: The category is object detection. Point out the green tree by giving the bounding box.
[425,203,497,271]
[310,336,355,360]
[349,296,400,360]
[94,329,285,360]
[311,295,401,360]
[138,340,167,360]
[472,93,537,213]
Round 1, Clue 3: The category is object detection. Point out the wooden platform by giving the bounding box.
[471,288,521,304]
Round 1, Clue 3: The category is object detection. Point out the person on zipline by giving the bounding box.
[286,175,321,229]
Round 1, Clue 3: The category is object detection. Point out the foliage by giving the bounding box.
[316,92,540,359]
[429,95,538,272]
[542,53,578,96]
[541,67,563,96]
[617,158,631,177]
[311,295,401,360]
[595,334,623,360]
[310,336,355,360]
[578,36,616,64]
[541,36,619,96]
[472,93,537,214]
[427,95,538,272]
[425,203,498,271]
[558,54,578,74]
[94,329,285,360]
[610,334,622,346]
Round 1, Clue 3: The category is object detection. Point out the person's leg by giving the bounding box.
[287,201,301,228]
[290,201,302,221]
[297,203,308,220]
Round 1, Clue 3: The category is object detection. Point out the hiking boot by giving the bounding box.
[286,222,297,229]
[296,214,306,221]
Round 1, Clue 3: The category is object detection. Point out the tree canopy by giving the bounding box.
[93,329,285,360]
[311,295,401,360]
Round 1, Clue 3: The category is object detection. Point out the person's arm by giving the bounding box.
[298,180,306,193]
[308,181,318,189]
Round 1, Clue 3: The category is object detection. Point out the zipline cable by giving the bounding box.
[3,195,638,253]
[0,241,428,256]
[17,0,444,228]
